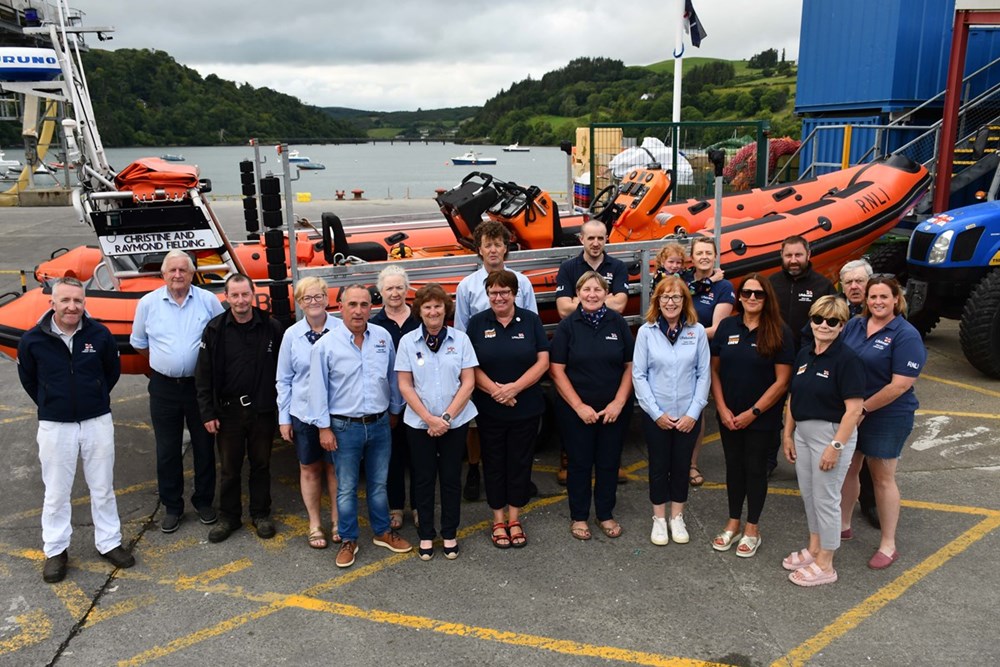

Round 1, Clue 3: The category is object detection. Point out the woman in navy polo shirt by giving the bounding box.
[709,274,794,557]
[633,275,710,547]
[396,284,478,561]
[839,276,925,571]
[550,271,634,541]
[467,270,549,549]
[684,237,735,487]
[782,295,865,587]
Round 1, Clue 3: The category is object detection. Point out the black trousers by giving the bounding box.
[720,426,776,524]
[216,406,275,524]
[407,423,468,541]
[642,413,700,506]
[387,417,416,511]
[556,398,630,522]
[477,413,539,511]
[148,373,216,516]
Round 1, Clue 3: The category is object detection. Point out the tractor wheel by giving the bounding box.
[959,270,1000,378]
[866,240,909,284]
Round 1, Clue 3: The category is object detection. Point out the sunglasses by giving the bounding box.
[740,289,766,299]
[810,315,843,327]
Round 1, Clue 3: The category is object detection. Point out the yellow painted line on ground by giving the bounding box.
[921,373,1000,399]
[173,559,253,589]
[117,601,288,667]
[285,595,725,667]
[773,512,1000,667]
[915,409,1000,420]
[51,579,157,624]
[0,609,51,654]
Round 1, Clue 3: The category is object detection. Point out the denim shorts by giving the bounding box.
[291,415,331,465]
[858,412,915,459]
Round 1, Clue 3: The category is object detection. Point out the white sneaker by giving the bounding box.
[650,516,669,546]
[669,514,690,544]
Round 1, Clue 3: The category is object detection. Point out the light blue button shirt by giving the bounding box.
[395,326,478,429]
[632,321,711,421]
[306,323,403,428]
[453,266,537,331]
[275,313,343,424]
[130,285,224,377]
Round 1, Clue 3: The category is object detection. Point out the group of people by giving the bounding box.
[18,225,924,589]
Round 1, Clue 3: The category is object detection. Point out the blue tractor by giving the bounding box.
[905,201,1000,378]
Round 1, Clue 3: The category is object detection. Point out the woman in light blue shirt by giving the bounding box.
[395,284,478,561]
[633,275,710,547]
[276,277,342,549]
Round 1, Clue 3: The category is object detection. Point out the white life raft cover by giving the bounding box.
[608,137,694,184]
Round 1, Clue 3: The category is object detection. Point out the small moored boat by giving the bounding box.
[159,154,185,162]
[503,143,530,153]
[452,151,497,165]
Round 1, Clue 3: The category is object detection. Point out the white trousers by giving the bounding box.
[38,413,123,557]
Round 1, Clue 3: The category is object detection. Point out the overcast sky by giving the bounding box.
[75,0,802,112]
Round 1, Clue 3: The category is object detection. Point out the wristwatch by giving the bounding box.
[830,440,844,451]
[441,412,452,425]
[751,406,762,417]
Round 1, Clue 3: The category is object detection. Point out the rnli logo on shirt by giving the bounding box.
[375,338,388,352]
[484,329,496,339]
[82,343,97,354]
[798,290,815,302]
[873,335,893,351]
[816,369,830,379]
[681,330,696,344]
[555,285,565,293]
[727,335,740,345]
[446,346,457,355]
[605,333,619,341]
[603,272,615,283]
[511,332,524,340]
[907,360,921,370]
[797,364,808,375]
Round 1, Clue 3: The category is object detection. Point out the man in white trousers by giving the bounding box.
[17,277,135,583]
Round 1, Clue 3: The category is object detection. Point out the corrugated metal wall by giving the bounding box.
[799,116,882,175]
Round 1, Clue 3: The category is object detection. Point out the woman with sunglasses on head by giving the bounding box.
[276,277,342,549]
[839,276,925,570]
[709,275,794,557]
[782,295,865,587]
[467,270,549,549]
[683,237,735,487]
[633,275,710,546]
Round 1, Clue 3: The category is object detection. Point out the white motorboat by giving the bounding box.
[502,143,530,152]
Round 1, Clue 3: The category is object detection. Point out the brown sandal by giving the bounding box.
[389,510,404,530]
[508,520,527,548]
[570,522,592,540]
[330,522,342,544]
[307,527,328,550]
[597,519,622,538]
[491,522,511,549]
[689,466,705,487]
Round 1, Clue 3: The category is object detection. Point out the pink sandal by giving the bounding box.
[789,562,838,587]
[782,548,815,571]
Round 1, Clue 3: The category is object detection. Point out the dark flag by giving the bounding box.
[684,0,707,48]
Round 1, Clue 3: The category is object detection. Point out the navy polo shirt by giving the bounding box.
[789,337,866,423]
[682,270,735,328]
[369,308,420,350]
[711,316,795,431]
[550,307,634,408]
[841,314,925,419]
[555,252,629,298]
[467,306,549,421]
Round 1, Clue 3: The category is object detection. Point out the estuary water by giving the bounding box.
[103,143,572,201]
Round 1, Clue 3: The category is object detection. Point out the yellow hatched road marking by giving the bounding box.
[773,513,1000,666]
[173,559,253,589]
[0,609,51,653]
[51,580,156,625]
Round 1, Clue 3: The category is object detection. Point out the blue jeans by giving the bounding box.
[331,414,391,542]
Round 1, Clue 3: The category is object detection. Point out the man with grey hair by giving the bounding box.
[131,250,224,534]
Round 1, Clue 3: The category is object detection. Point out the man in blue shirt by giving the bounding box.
[18,277,134,583]
[131,250,225,534]
[307,284,410,568]
[454,221,538,501]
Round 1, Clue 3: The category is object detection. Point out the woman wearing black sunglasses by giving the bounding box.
[781,295,865,587]
[709,275,794,558]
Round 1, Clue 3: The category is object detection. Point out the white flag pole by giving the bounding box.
[672,0,685,123]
